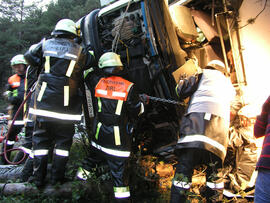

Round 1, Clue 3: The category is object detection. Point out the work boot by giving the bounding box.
[201,186,223,203]
[113,198,131,203]
[50,155,69,184]
[170,185,188,203]
[50,177,70,186]
[30,155,48,187]
[21,157,33,182]
[28,176,45,188]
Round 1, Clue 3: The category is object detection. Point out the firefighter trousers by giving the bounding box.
[82,147,131,202]
[170,148,224,203]
[21,156,33,182]
[31,121,74,185]
[13,123,34,163]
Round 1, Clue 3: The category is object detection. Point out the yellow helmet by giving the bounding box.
[51,19,77,37]
[98,52,123,74]
[98,52,123,68]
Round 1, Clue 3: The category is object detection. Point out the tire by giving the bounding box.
[81,9,103,59]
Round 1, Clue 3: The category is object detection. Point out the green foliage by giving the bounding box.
[0,0,100,96]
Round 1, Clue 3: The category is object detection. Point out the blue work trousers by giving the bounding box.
[255,168,270,203]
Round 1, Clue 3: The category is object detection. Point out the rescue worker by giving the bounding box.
[0,55,27,165]
[13,54,40,162]
[18,59,40,181]
[80,52,144,202]
[170,60,235,202]
[24,18,95,186]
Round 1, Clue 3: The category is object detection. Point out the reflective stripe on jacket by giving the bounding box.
[27,38,93,122]
[95,76,133,101]
[85,73,143,157]
[93,76,134,155]
[176,112,229,161]
[175,70,235,162]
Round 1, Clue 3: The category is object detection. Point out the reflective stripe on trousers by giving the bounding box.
[173,180,192,189]
[6,140,15,145]
[19,146,32,155]
[76,167,90,180]
[8,120,24,126]
[54,149,69,157]
[114,186,130,198]
[206,181,224,189]
[33,149,49,156]
[91,141,130,158]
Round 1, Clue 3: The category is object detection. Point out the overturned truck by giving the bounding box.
[80,0,187,157]
[80,1,238,151]
[79,0,262,197]
[0,1,267,200]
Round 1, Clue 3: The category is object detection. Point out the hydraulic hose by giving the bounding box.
[0,84,35,165]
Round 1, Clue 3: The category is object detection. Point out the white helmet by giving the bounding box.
[207,60,225,70]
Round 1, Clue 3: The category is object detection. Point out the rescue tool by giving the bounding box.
[139,94,186,106]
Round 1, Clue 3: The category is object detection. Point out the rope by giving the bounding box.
[112,0,133,52]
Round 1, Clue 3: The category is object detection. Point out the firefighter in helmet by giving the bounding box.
[170,60,235,202]
[24,18,95,186]
[0,55,28,165]
[17,44,41,181]
[80,52,144,202]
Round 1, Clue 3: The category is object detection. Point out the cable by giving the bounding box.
[139,94,186,106]
[240,0,268,29]
[0,82,36,165]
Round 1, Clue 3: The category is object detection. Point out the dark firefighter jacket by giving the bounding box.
[6,73,25,125]
[175,69,235,162]
[23,65,39,123]
[24,37,95,123]
[84,69,144,158]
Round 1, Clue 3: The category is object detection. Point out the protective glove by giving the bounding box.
[139,94,150,105]
[8,89,20,105]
